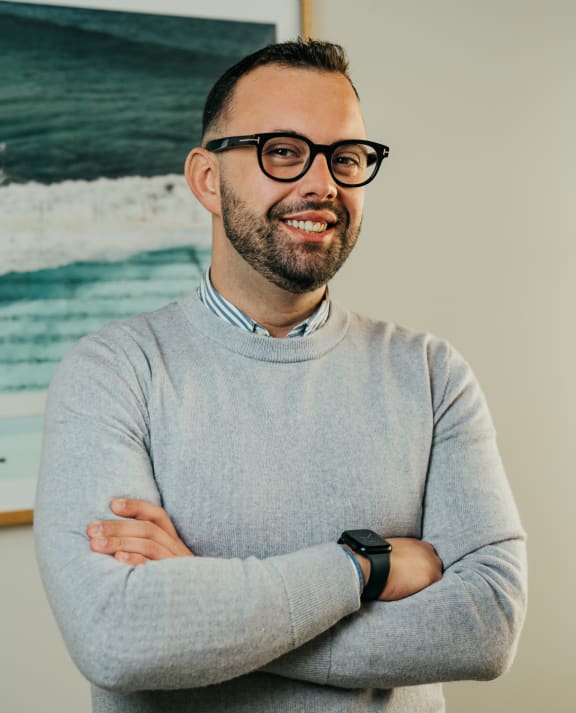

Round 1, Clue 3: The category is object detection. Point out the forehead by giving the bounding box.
[224,65,366,142]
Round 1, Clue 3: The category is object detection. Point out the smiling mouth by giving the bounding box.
[284,219,329,233]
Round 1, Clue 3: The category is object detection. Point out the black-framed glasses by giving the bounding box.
[205,132,389,187]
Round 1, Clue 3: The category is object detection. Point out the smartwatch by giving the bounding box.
[338,529,392,601]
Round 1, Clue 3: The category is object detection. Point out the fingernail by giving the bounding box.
[112,499,126,511]
[117,552,129,562]
[87,523,102,536]
[94,537,108,547]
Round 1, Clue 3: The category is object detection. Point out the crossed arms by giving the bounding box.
[34,326,527,693]
[86,498,443,602]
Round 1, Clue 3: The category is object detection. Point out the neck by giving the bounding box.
[210,256,326,339]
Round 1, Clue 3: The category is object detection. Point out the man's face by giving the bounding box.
[213,65,367,294]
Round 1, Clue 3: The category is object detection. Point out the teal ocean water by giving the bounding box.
[0,2,275,394]
[0,245,211,392]
[0,1,275,184]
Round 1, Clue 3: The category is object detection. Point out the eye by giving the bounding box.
[332,143,378,177]
[262,137,308,164]
[268,145,297,157]
[334,153,362,167]
[332,147,366,175]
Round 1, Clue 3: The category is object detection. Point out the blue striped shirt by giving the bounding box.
[197,270,330,338]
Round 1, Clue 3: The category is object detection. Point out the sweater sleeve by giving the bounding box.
[33,333,361,693]
[263,342,527,688]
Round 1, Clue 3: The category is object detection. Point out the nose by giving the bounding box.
[297,152,338,201]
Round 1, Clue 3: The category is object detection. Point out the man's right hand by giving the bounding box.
[86,499,194,566]
[351,538,443,601]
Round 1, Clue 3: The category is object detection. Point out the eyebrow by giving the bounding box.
[264,129,369,143]
[267,129,303,137]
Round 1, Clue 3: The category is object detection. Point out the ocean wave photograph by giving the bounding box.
[0,0,275,396]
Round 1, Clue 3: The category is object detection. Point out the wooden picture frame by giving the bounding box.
[0,0,310,527]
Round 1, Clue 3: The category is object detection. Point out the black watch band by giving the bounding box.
[338,529,392,602]
[360,550,391,601]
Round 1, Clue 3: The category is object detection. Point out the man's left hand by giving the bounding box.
[86,499,194,566]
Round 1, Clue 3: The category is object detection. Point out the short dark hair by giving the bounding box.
[201,38,358,139]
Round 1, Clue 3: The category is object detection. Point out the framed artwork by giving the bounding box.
[0,0,309,526]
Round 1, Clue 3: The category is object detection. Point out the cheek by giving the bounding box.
[225,164,288,214]
[344,191,364,226]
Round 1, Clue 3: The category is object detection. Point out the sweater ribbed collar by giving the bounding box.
[177,291,351,363]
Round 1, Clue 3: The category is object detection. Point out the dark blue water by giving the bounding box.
[0,1,275,184]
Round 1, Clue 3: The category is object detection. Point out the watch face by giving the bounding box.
[340,529,392,553]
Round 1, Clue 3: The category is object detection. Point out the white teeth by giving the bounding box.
[285,219,328,233]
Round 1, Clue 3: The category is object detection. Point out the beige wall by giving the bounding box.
[1,1,574,711]
[316,0,575,711]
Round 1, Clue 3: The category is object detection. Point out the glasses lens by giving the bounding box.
[331,143,379,185]
[260,136,310,180]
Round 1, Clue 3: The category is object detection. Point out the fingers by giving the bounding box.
[87,518,184,556]
[115,552,149,566]
[110,498,180,538]
[88,520,193,558]
[86,499,195,564]
[88,531,175,560]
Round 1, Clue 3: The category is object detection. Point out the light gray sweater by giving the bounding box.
[34,293,527,713]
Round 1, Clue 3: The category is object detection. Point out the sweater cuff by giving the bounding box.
[268,542,361,649]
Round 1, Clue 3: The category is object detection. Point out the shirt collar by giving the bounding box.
[197,269,330,338]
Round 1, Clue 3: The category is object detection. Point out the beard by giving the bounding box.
[220,180,361,294]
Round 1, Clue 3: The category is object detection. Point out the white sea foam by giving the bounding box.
[0,174,211,276]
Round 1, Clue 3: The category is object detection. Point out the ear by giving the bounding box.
[184,147,222,217]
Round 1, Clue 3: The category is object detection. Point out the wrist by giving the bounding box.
[338,530,392,601]
[341,545,371,586]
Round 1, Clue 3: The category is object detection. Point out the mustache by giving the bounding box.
[268,200,349,225]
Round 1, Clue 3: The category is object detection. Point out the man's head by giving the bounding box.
[186,39,385,295]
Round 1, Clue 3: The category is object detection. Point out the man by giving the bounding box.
[35,39,527,713]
